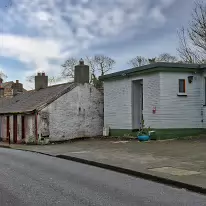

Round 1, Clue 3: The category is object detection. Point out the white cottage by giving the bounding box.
[99,62,206,139]
[0,60,103,144]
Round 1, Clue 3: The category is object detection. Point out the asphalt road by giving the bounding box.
[0,149,206,206]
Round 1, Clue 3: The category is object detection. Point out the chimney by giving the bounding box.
[12,80,23,96]
[0,78,4,97]
[35,72,48,90]
[74,58,89,84]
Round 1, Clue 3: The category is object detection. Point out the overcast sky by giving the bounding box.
[0,0,196,88]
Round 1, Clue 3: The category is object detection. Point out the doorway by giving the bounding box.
[6,116,10,141]
[132,80,143,129]
[13,115,17,143]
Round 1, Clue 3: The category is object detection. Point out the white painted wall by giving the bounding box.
[104,72,161,129]
[25,115,36,143]
[159,72,203,128]
[1,116,7,140]
[104,78,132,129]
[104,71,206,130]
[17,115,22,141]
[40,84,103,141]
[141,73,161,128]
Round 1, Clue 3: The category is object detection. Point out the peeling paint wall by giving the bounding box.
[25,115,36,144]
[37,112,50,144]
[41,84,103,141]
[39,112,50,137]
[17,115,22,141]
[0,116,6,140]
[0,114,36,144]
[9,115,13,143]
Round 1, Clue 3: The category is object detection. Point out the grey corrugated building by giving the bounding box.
[100,62,206,139]
[0,60,103,144]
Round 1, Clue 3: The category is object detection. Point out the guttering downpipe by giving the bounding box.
[200,65,206,129]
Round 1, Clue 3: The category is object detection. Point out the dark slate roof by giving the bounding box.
[99,62,206,81]
[0,83,76,114]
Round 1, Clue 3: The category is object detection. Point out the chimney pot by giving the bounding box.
[35,72,48,90]
[12,81,23,96]
[37,72,41,76]
[79,58,84,65]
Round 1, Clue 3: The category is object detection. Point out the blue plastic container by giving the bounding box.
[138,135,150,141]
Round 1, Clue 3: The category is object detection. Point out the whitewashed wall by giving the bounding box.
[17,115,22,141]
[1,116,7,140]
[159,72,203,128]
[40,84,103,141]
[104,72,161,129]
[9,116,13,143]
[25,115,36,143]
[104,78,132,129]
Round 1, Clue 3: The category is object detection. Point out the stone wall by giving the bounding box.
[40,84,103,141]
[4,88,13,98]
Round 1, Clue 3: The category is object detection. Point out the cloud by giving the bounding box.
[0,0,178,83]
[1,34,66,72]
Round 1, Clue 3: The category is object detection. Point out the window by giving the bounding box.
[179,79,186,93]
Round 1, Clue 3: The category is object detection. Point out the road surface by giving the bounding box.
[0,148,206,206]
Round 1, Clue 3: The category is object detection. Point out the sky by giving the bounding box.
[0,0,196,89]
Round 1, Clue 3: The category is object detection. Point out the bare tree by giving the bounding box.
[177,1,206,63]
[61,57,78,80]
[177,28,199,63]
[47,76,63,86]
[189,1,206,53]
[26,74,62,86]
[128,56,148,67]
[0,71,7,80]
[61,55,115,86]
[89,55,115,87]
[157,53,178,62]
[129,53,178,67]
[148,58,156,64]
[92,55,115,76]
[85,56,97,83]
[26,75,35,83]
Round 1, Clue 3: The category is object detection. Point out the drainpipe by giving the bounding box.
[201,73,204,129]
[35,112,38,144]
[202,66,206,129]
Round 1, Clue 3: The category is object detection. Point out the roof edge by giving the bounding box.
[0,83,77,115]
[36,83,77,112]
[100,62,205,81]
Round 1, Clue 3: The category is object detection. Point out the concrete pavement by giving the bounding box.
[0,147,206,206]
[2,137,206,194]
